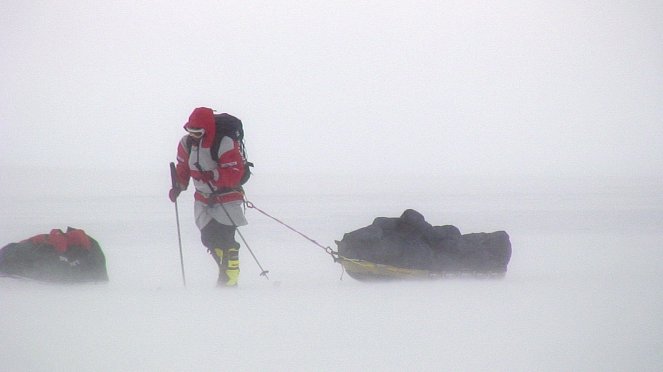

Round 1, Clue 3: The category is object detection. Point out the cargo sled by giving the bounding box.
[336,209,511,281]
[0,227,109,283]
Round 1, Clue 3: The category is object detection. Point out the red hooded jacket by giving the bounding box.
[173,107,245,204]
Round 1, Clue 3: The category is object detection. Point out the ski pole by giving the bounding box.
[193,161,269,279]
[219,201,270,279]
[170,162,187,287]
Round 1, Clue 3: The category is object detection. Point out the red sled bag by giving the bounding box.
[0,227,108,283]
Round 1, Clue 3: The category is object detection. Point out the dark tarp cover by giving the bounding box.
[0,227,109,283]
[337,209,511,279]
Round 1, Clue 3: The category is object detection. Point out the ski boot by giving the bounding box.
[211,248,239,288]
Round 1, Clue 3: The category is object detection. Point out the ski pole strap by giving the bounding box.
[245,201,339,261]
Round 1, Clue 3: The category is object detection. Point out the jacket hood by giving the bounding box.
[184,107,216,148]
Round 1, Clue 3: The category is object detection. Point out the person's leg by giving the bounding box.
[201,219,239,287]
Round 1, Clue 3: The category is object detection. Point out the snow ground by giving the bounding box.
[1,170,662,371]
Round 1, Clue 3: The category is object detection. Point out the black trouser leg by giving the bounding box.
[200,219,240,286]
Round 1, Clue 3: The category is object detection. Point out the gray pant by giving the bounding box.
[194,200,247,230]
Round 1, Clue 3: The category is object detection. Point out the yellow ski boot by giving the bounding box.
[224,247,240,287]
[212,247,239,288]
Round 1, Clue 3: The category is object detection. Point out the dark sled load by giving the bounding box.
[0,227,109,283]
[336,209,511,280]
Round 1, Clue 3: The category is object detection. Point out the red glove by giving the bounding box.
[169,187,182,202]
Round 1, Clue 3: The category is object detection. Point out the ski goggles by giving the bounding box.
[185,127,205,139]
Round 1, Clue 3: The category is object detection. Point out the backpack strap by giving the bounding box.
[210,134,224,162]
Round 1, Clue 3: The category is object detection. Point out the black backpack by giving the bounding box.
[185,113,253,186]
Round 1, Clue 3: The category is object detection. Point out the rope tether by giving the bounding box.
[245,201,340,262]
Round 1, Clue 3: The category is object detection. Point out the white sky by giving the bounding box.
[1,4,662,369]
[1,1,662,179]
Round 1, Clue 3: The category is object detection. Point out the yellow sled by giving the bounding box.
[336,255,435,281]
[337,255,507,281]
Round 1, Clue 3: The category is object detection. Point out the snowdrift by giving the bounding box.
[336,209,511,280]
[0,227,109,283]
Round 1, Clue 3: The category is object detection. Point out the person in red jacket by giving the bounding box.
[169,107,247,287]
